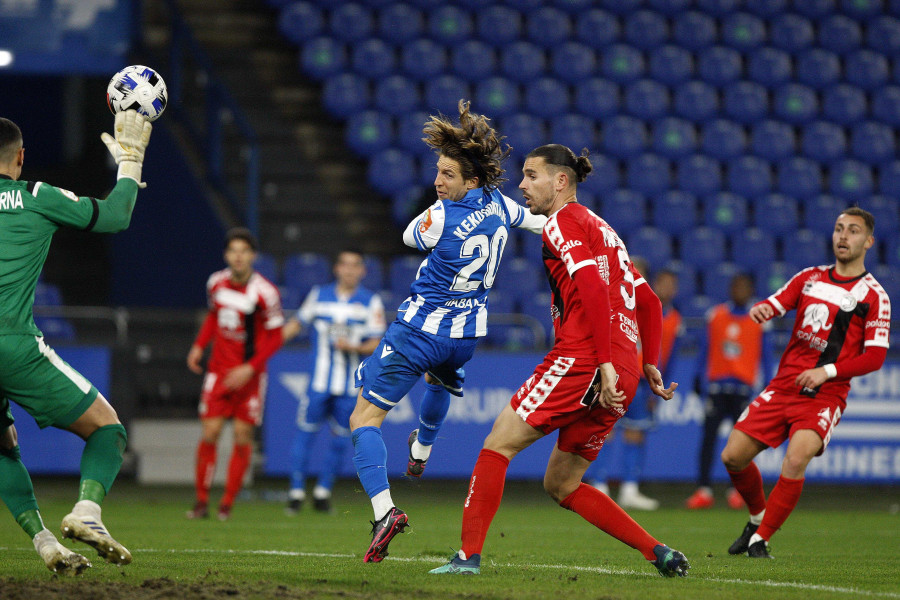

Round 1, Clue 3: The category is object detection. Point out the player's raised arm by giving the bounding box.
[402,201,445,250]
[502,193,546,233]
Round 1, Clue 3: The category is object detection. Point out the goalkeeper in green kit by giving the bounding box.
[0,110,151,575]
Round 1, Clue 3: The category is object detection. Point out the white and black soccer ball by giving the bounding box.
[106,65,168,122]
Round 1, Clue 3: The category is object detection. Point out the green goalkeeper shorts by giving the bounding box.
[0,335,99,431]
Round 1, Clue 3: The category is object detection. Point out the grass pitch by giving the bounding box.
[0,477,897,599]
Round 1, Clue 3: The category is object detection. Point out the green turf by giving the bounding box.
[0,478,897,599]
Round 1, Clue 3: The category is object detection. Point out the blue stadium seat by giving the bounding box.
[278,2,324,46]
[603,190,647,238]
[680,295,715,319]
[484,322,541,351]
[883,235,900,268]
[401,38,447,82]
[674,81,719,122]
[867,16,900,55]
[648,0,692,15]
[475,77,521,118]
[731,228,777,271]
[750,120,795,161]
[329,3,374,42]
[860,195,900,240]
[283,252,331,298]
[579,154,620,196]
[791,0,834,19]
[391,185,426,227]
[501,41,546,84]
[278,285,302,312]
[502,113,547,160]
[648,45,694,86]
[624,79,670,120]
[821,84,868,125]
[723,81,768,124]
[517,227,544,263]
[850,122,896,165]
[879,160,900,198]
[701,119,747,161]
[554,0,595,15]
[817,14,862,55]
[782,229,829,266]
[652,117,697,159]
[526,7,573,49]
[773,83,818,125]
[679,226,726,270]
[477,5,522,47]
[34,282,63,306]
[746,47,792,89]
[677,154,722,196]
[870,265,900,309]
[388,254,424,298]
[520,291,553,344]
[704,191,749,234]
[652,190,698,235]
[321,73,369,118]
[345,110,394,157]
[804,194,844,234]
[377,3,423,43]
[661,259,698,302]
[672,11,717,50]
[728,156,772,199]
[842,0,884,20]
[428,5,473,44]
[492,257,542,304]
[396,110,431,156]
[418,156,438,186]
[626,154,671,197]
[801,121,847,164]
[503,0,545,9]
[624,10,669,50]
[701,261,743,302]
[743,0,787,18]
[795,49,841,90]
[721,12,767,51]
[777,157,823,200]
[524,77,569,118]
[552,114,598,153]
[753,193,799,237]
[373,75,419,117]
[367,149,416,195]
[844,50,890,91]
[576,190,599,212]
[627,226,672,270]
[34,317,76,341]
[574,78,620,120]
[576,9,620,50]
[872,86,900,127]
[600,0,643,14]
[755,261,799,295]
[551,42,598,84]
[769,14,814,52]
[451,40,497,82]
[600,44,646,83]
[423,75,470,115]
[361,254,385,292]
[601,115,647,158]
[351,38,396,80]
[830,159,874,201]
[698,46,743,87]
[696,0,740,16]
[300,36,347,80]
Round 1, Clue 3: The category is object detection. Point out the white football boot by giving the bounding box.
[61,501,132,565]
[33,528,92,576]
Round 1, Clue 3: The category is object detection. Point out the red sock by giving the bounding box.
[756,476,804,541]
[460,449,510,558]
[727,462,767,515]
[195,440,217,504]
[221,444,252,508]
[560,483,660,560]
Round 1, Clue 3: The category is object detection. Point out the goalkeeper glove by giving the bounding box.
[101,110,153,188]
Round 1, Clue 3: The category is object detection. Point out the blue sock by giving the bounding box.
[622,439,645,483]
[289,428,315,491]
[351,426,389,498]
[318,433,350,492]
[417,383,450,446]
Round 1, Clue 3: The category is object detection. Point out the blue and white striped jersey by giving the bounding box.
[298,283,386,395]
[399,187,545,338]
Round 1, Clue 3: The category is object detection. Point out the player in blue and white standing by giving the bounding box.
[350,100,545,562]
[281,250,385,514]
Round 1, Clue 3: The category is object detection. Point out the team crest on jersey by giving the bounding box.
[801,303,833,333]
[58,188,79,202]
[839,293,858,312]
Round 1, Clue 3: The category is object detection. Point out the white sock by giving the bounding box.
[698,486,713,495]
[749,533,765,545]
[312,485,331,500]
[72,500,101,519]
[620,481,640,496]
[749,509,765,525]
[411,439,432,461]
[32,528,56,551]
[371,489,394,521]
[457,549,468,560]
[288,488,306,501]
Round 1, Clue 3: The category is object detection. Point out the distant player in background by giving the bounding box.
[186,227,284,521]
[0,112,150,575]
[686,273,772,510]
[722,208,890,558]
[586,263,684,510]
[281,249,385,514]
[431,144,688,577]
[350,100,546,562]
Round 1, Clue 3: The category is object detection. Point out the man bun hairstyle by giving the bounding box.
[526,144,593,183]
[0,118,23,164]
[840,206,875,235]
[422,100,510,191]
[225,226,258,251]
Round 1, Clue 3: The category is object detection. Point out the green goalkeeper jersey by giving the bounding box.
[0,174,138,337]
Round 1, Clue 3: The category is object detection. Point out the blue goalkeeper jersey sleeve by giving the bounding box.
[396,187,515,338]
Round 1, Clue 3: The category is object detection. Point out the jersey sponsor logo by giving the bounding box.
[801,303,833,334]
[559,239,582,255]
[796,328,828,352]
[0,189,23,209]
[617,313,639,343]
[452,201,507,240]
[381,344,394,358]
[866,319,890,329]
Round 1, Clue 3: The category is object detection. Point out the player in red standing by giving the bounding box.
[185,227,284,520]
[430,144,689,577]
[722,207,890,558]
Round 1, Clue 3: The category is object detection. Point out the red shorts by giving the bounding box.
[199,370,267,426]
[509,354,639,461]
[734,385,845,454]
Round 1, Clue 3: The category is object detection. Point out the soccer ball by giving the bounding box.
[106,65,168,122]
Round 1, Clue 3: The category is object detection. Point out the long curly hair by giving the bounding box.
[421,100,510,191]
